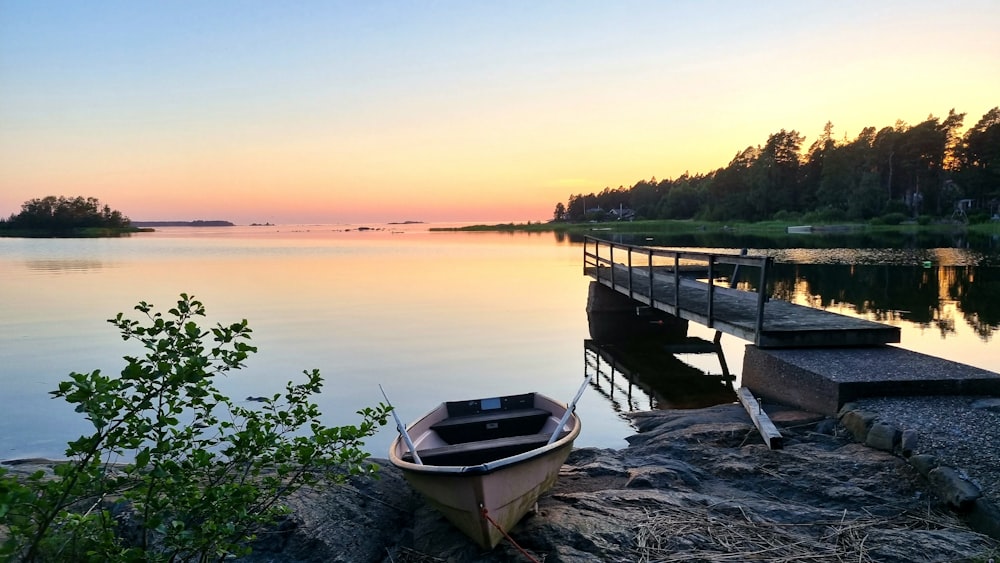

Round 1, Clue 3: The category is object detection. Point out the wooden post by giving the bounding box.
[673,253,680,311]
[706,255,715,327]
[627,249,633,299]
[754,257,771,346]
[608,242,616,289]
[737,387,783,450]
[647,249,654,303]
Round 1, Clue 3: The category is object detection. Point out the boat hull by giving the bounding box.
[401,438,574,548]
[388,392,580,549]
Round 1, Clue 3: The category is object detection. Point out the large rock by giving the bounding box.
[237,461,423,563]
[229,404,999,562]
[928,466,982,510]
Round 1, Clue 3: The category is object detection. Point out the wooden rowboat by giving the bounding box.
[387,392,581,549]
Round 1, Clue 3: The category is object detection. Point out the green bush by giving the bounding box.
[876,212,908,226]
[0,294,390,562]
[770,210,802,222]
[882,200,910,216]
[967,211,990,224]
[801,207,847,224]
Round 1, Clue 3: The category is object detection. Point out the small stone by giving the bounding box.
[814,419,837,435]
[840,410,877,442]
[909,454,938,478]
[865,421,900,452]
[900,429,918,457]
[971,398,1000,412]
[838,402,858,417]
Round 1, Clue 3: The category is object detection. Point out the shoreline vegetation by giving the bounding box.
[130,220,235,228]
[435,107,1000,240]
[0,226,152,238]
[546,108,1000,230]
[0,295,389,561]
[431,218,1000,236]
[0,196,241,237]
[0,196,146,238]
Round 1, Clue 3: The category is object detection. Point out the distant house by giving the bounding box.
[608,206,636,221]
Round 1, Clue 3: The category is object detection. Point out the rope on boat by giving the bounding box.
[480,506,540,563]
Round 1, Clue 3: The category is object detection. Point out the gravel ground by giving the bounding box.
[850,395,1000,504]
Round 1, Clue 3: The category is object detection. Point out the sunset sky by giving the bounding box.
[2,1,998,225]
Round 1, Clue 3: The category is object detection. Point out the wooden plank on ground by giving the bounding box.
[737,387,783,450]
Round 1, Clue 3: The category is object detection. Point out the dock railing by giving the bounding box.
[583,236,773,345]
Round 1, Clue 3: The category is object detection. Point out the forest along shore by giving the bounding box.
[5,402,999,561]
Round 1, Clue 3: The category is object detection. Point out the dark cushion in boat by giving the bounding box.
[402,432,567,467]
[430,408,551,444]
[443,393,535,418]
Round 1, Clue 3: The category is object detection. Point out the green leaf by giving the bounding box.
[24,293,390,562]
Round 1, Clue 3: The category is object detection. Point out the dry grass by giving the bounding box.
[386,546,447,563]
[630,500,967,563]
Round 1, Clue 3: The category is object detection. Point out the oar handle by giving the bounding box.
[548,372,593,444]
[379,384,422,465]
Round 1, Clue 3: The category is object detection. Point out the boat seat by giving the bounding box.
[430,408,551,444]
[402,431,568,467]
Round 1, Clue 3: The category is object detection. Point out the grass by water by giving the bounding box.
[432,219,1000,237]
[0,226,151,238]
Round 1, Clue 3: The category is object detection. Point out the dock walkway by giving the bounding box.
[584,237,899,348]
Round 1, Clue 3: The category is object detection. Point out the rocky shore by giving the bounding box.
[5,402,999,562]
[239,402,999,562]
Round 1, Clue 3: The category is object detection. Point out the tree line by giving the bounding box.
[554,107,1000,224]
[0,195,131,231]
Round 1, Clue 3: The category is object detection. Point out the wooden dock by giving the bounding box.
[584,339,736,412]
[584,237,900,348]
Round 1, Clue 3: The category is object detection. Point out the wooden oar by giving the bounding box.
[379,384,422,465]
[547,372,593,445]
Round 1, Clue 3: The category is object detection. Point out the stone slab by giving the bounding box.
[742,345,1000,415]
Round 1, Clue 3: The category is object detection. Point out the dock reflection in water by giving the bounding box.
[585,337,736,414]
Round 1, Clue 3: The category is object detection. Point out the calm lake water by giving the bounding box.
[2,224,998,460]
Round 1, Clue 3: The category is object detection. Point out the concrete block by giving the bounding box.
[742,346,841,414]
[740,345,1000,416]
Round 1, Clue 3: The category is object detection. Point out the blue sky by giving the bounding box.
[2,1,998,223]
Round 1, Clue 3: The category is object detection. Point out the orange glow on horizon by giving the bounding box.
[2,3,998,224]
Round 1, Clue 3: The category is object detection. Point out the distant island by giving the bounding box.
[0,195,143,237]
[387,220,424,225]
[130,220,235,227]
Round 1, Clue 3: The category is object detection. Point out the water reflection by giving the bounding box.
[589,230,1000,260]
[765,247,987,266]
[766,263,998,341]
[25,259,107,272]
[585,338,735,414]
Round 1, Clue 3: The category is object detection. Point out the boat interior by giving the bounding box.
[401,393,570,466]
